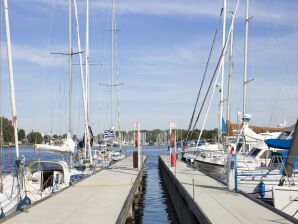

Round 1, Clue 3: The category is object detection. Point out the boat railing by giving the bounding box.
[236,155,298,177]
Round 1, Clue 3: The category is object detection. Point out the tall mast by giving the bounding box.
[226,12,234,123]
[86,0,90,123]
[243,0,249,118]
[85,0,92,162]
[3,0,19,159]
[219,0,226,142]
[111,0,116,128]
[68,0,73,167]
[69,0,73,136]
[114,0,121,144]
[73,0,89,161]
[115,32,121,144]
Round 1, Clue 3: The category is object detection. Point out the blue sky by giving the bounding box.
[1,0,298,136]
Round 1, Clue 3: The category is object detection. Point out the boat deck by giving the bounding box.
[3,155,146,224]
[159,155,294,224]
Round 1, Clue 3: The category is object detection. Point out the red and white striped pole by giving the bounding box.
[133,122,141,169]
[170,122,177,167]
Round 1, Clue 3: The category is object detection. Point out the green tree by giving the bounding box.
[0,117,14,143]
[18,129,26,141]
[27,132,43,144]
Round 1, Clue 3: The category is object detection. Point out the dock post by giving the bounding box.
[234,153,238,192]
[134,121,141,170]
[138,122,141,170]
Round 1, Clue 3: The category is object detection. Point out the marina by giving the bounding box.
[0,0,297,223]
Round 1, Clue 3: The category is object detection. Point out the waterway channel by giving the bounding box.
[127,146,178,224]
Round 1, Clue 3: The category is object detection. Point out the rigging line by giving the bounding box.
[189,0,240,140]
[90,5,97,125]
[0,0,3,184]
[100,8,110,131]
[186,8,223,141]
[114,11,122,142]
[48,0,56,134]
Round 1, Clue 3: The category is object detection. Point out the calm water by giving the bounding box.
[0,146,70,172]
[126,146,178,224]
[2,146,178,223]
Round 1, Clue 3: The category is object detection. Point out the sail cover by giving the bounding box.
[265,139,291,150]
[242,124,266,141]
[35,133,75,154]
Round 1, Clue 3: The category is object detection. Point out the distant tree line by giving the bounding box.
[0,117,43,145]
[116,128,218,143]
[0,116,218,145]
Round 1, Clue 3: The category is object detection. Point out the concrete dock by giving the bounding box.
[3,156,146,224]
[159,155,296,224]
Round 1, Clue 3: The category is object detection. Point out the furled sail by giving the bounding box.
[35,133,75,154]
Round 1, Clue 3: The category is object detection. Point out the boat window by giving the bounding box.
[278,131,291,139]
[260,150,273,159]
[248,148,261,157]
[236,142,242,152]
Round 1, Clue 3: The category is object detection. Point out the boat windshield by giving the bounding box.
[29,162,64,173]
[247,148,261,157]
[278,131,292,139]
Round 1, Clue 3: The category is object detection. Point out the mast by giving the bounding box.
[114,0,121,145]
[226,12,234,123]
[68,0,73,167]
[115,19,122,145]
[86,0,90,123]
[73,0,89,161]
[219,0,226,143]
[69,0,73,136]
[3,0,19,159]
[243,0,249,118]
[111,0,115,128]
[85,0,92,162]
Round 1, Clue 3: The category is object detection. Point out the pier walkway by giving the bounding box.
[159,155,295,224]
[4,156,146,224]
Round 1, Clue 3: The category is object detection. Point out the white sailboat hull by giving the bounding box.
[273,185,298,218]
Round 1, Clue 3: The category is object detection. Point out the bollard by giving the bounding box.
[133,151,138,168]
[171,152,177,167]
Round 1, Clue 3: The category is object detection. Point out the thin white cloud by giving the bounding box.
[21,0,298,26]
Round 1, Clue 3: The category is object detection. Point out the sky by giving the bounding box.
[0,0,298,137]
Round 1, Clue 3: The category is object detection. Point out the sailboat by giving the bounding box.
[0,0,30,216]
[21,0,114,205]
[221,122,298,202]
[97,0,126,162]
[191,0,283,178]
